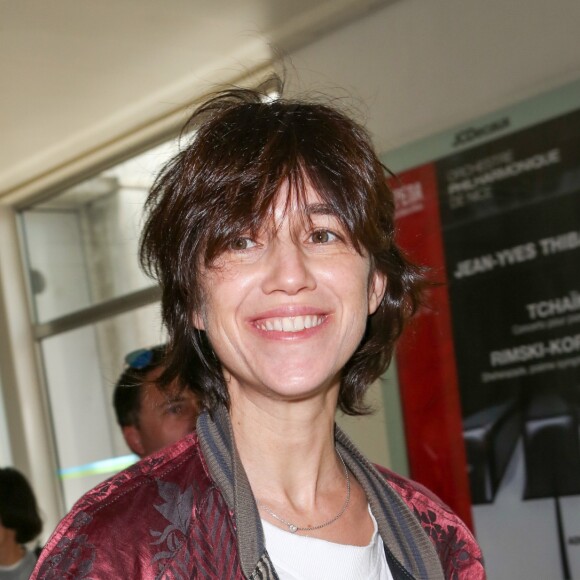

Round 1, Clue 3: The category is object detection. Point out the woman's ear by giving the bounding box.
[368,271,387,315]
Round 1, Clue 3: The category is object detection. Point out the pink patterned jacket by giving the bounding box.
[33,406,485,579]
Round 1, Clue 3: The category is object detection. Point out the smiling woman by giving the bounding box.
[140,81,424,418]
[193,182,386,411]
[32,78,485,580]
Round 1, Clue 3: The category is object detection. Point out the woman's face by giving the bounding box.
[194,183,386,405]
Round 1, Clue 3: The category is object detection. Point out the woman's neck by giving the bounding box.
[226,383,375,546]
[229,386,341,505]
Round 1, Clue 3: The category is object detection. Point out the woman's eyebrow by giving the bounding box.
[304,203,336,217]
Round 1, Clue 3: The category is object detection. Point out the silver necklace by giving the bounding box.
[258,450,351,534]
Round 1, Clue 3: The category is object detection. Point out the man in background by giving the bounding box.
[113,345,199,457]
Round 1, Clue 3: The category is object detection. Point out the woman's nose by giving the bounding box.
[260,240,316,295]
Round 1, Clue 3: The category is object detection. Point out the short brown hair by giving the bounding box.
[140,78,425,415]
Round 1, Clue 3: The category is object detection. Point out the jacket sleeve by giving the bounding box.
[376,465,486,579]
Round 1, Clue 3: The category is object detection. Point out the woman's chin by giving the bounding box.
[233,369,340,406]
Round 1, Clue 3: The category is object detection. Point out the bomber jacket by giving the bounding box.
[33,406,485,579]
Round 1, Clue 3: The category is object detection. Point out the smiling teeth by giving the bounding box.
[257,315,324,332]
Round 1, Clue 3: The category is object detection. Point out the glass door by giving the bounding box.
[18,139,177,509]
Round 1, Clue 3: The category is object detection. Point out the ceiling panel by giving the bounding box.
[0,0,390,197]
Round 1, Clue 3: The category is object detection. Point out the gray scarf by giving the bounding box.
[198,405,444,580]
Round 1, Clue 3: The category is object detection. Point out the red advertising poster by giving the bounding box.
[391,164,473,530]
[388,80,580,579]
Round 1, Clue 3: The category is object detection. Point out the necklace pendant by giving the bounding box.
[259,451,349,536]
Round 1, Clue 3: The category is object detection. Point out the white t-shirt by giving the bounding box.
[262,506,394,580]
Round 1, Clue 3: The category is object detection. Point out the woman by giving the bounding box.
[33,80,485,579]
[0,468,42,580]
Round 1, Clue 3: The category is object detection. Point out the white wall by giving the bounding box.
[286,0,580,155]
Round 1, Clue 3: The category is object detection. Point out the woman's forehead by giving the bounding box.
[267,181,337,225]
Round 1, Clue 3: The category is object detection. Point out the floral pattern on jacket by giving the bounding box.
[32,430,485,579]
[379,466,484,579]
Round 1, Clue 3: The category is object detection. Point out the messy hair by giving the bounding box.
[140,77,425,415]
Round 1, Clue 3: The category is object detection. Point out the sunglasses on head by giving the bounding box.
[124,345,165,370]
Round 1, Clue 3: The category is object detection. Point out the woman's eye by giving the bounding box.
[231,237,256,250]
[310,230,337,244]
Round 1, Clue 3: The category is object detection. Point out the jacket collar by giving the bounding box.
[335,428,444,579]
[197,406,444,580]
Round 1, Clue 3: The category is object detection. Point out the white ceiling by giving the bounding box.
[0,0,390,200]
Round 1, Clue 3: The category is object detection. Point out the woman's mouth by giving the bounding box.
[254,314,326,333]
